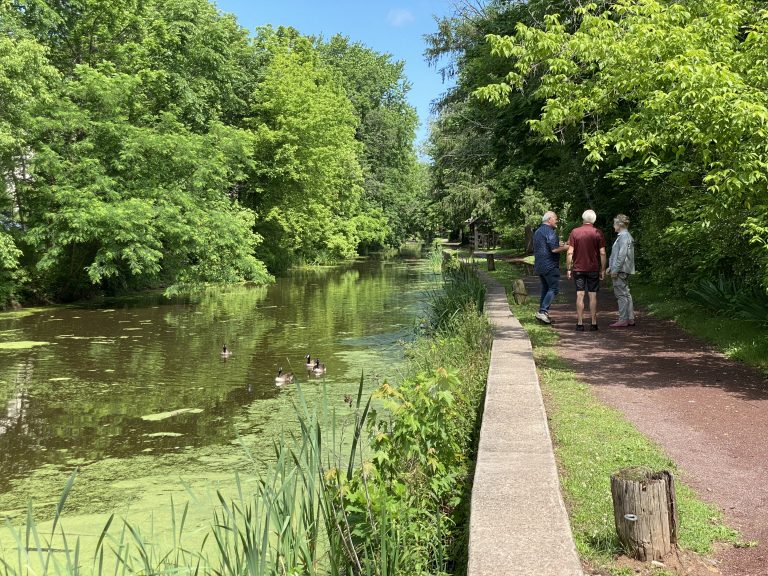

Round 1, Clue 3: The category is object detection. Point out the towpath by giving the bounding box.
[532,275,768,576]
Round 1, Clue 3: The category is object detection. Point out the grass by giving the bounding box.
[631,281,768,372]
[489,262,739,572]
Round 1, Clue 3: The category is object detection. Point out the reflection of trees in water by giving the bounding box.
[0,260,430,487]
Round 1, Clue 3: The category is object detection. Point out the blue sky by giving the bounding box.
[213,0,456,148]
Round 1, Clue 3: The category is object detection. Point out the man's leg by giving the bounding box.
[588,292,598,325]
[539,274,548,312]
[540,269,560,313]
[575,291,585,325]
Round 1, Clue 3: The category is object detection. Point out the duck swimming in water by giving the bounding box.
[275,367,294,385]
[305,354,314,369]
[221,345,232,358]
[312,359,326,375]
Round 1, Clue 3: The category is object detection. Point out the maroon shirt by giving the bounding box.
[567,224,606,272]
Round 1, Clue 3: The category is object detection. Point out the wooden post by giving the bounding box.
[610,468,678,561]
[486,253,495,271]
[512,279,528,304]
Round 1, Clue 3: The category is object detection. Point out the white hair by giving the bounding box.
[582,209,597,224]
[542,211,556,223]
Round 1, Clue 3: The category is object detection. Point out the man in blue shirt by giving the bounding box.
[533,211,569,324]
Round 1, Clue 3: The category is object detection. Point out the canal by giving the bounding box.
[0,257,434,556]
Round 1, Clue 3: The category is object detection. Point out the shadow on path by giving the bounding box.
[526,274,768,576]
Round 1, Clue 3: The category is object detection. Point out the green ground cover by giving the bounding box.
[489,262,739,574]
[631,282,768,373]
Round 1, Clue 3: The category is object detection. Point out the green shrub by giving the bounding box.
[688,276,768,325]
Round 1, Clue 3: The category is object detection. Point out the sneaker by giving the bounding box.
[576,324,585,332]
[628,320,636,326]
[610,320,630,328]
[535,311,551,324]
[590,324,598,331]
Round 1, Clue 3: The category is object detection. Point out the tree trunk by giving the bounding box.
[610,468,678,561]
[524,226,534,254]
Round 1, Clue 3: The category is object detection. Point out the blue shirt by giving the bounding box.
[533,224,561,274]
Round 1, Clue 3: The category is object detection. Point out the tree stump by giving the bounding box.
[486,253,495,271]
[610,468,678,561]
[512,279,528,304]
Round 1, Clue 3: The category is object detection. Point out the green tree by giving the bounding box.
[245,28,370,270]
[477,0,768,288]
[319,35,423,248]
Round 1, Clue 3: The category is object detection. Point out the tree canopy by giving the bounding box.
[427,0,768,293]
[0,0,424,303]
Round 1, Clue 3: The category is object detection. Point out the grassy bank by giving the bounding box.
[489,262,738,574]
[631,281,768,373]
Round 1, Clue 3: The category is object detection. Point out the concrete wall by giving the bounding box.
[467,272,583,576]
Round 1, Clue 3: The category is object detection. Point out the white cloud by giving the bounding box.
[387,8,415,27]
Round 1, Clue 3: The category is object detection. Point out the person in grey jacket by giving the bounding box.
[607,214,635,327]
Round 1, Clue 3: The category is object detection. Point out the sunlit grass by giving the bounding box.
[490,262,739,571]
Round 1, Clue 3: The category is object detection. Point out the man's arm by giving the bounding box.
[566,246,574,279]
[599,247,607,280]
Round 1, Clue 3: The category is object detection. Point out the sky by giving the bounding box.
[213,0,457,149]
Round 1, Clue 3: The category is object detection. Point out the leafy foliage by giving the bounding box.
[473,0,768,291]
[0,1,428,304]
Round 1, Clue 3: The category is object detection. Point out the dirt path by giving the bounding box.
[527,275,768,576]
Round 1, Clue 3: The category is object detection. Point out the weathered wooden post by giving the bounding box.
[512,279,528,304]
[610,468,678,561]
[486,253,495,271]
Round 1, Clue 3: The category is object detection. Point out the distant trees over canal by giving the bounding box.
[0,1,430,304]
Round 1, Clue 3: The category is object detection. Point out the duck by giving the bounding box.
[275,367,294,385]
[312,359,326,375]
[305,354,314,369]
[220,345,233,358]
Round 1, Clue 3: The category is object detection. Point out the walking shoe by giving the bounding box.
[576,324,585,332]
[590,324,598,331]
[628,320,636,326]
[610,320,630,327]
[535,311,551,324]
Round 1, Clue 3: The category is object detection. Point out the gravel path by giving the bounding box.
[529,275,768,576]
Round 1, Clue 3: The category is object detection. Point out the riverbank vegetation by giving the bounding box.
[0,1,430,305]
[1,261,491,575]
[489,262,739,572]
[425,0,768,306]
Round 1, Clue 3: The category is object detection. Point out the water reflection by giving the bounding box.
[0,259,434,491]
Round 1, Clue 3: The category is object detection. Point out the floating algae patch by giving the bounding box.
[145,432,183,438]
[141,408,204,421]
[49,377,72,382]
[0,307,47,320]
[0,341,51,350]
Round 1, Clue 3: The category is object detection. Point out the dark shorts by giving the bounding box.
[574,271,600,292]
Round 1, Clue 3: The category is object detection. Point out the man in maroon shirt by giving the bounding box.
[566,209,607,331]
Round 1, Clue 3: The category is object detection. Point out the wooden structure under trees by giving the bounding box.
[466,217,499,251]
[610,468,678,561]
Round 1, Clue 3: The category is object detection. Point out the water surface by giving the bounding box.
[0,259,435,496]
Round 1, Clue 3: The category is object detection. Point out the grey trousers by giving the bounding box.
[613,273,634,321]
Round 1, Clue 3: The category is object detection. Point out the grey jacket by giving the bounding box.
[609,229,635,274]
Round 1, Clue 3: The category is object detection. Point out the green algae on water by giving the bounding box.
[141,408,204,421]
[0,341,51,350]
